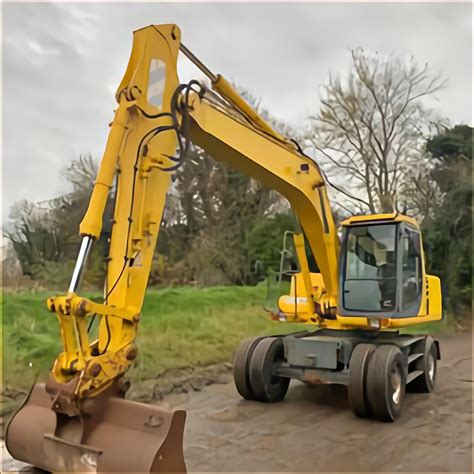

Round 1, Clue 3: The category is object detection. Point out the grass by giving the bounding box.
[1,285,301,391]
[1,285,454,393]
[400,318,456,335]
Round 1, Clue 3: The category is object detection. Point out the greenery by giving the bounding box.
[2,283,456,398]
[1,286,302,391]
[422,125,473,318]
[6,155,110,288]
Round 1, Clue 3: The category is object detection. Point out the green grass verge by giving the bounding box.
[1,286,453,393]
[399,314,457,335]
[1,286,301,391]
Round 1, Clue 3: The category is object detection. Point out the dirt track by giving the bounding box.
[3,333,472,472]
[166,333,473,472]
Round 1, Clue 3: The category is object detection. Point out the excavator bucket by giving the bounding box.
[6,383,186,473]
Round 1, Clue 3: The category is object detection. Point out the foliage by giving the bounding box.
[6,155,111,289]
[307,48,445,216]
[422,125,472,317]
[153,144,291,286]
[245,213,296,278]
[8,144,294,289]
[153,86,295,286]
[151,85,296,286]
[29,245,106,289]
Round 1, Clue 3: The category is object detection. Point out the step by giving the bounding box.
[407,370,424,384]
[408,353,424,364]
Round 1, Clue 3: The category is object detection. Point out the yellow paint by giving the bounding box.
[341,212,419,228]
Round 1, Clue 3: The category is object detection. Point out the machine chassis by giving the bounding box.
[233,329,440,421]
[278,329,440,385]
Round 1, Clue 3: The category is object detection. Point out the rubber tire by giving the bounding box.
[408,336,437,393]
[348,343,376,417]
[366,345,406,422]
[233,336,265,400]
[249,337,290,403]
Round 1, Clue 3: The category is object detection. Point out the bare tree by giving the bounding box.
[306,48,446,215]
[61,154,97,192]
[161,85,294,285]
[7,155,107,286]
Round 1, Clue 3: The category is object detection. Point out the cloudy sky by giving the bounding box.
[2,2,472,223]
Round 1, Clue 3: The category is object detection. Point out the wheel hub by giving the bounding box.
[390,368,402,405]
[427,353,435,381]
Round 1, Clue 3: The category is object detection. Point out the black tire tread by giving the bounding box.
[249,337,289,403]
[367,344,405,422]
[348,343,376,417]
[233,336,264,400]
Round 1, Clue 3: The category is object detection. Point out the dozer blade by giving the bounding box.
[5,383,186,473]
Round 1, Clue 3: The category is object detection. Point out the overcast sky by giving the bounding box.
[2,2,472,223]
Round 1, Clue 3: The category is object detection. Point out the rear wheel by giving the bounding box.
[409,336,437,393]
[348,343,376,417]
[366,345,406,422]
[249,337,289,402]
[233,336,265,400]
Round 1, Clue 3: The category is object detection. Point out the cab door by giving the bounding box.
[399,223,423,315]
[339,221,424,318]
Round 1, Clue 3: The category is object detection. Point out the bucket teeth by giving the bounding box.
[5,383,187,473]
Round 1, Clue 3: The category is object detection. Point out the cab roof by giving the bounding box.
[341,212,419,229]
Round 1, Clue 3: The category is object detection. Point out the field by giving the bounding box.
[1,286,304,393]
[1,285,454,393]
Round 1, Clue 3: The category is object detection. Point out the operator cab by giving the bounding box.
[339,213,424,319]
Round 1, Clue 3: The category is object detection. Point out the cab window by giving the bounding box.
[343,224,397,312]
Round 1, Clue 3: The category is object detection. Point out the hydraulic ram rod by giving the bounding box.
[179,43,217,81]
[68,236,93,293]
[179,43,288,144]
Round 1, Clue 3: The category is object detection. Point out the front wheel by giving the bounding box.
[366,345,406,422]
[348,343,376,417]
[249,337,289,403]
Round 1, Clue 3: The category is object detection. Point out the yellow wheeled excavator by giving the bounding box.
[6,24,442,473]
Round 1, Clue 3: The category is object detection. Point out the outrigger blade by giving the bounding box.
[6,383,186,473]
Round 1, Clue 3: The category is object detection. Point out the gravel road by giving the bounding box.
[2,333,472,472]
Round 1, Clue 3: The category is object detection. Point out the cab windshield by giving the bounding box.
[343,224,397,312]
